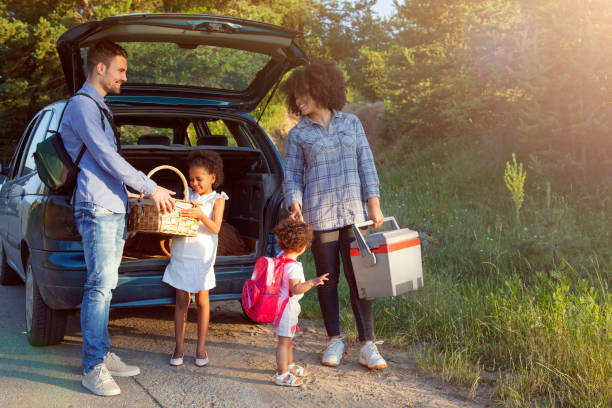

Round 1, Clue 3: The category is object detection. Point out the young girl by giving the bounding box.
[272,219,329,386]
[162,150,227,367]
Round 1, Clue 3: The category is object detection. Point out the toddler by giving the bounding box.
[272,219,328,386]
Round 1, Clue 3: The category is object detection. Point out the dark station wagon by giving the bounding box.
[0,13,306,346]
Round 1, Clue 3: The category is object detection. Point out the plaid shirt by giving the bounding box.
[283,111,380,231]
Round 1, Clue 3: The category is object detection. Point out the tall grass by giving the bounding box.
[299,137,611,407]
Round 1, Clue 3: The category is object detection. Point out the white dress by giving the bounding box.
[162,190,229,293]
[273,258,305,338]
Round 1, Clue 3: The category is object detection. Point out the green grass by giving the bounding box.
[298,137,611,407]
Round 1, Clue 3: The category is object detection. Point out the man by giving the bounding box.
[60,40,175,396]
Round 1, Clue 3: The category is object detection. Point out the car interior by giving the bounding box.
[116,116,276,260]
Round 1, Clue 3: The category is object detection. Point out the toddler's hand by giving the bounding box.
[311,273,329,287]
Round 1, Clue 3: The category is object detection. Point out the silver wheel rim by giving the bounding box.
[25,263,33,333]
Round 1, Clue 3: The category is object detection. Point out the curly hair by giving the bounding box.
[273,218,313,252]
[187,150,224,189]
[281,60,347,116]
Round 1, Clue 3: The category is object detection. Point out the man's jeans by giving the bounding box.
[74,203,126,374]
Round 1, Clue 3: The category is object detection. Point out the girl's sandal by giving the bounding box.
[275,371,303,387]
[288,363,307,377]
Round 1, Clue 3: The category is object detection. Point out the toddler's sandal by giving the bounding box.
[275,371,302,387]
[288,363,307,377]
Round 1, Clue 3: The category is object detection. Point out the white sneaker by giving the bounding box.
[322,337,345,367]
[359,341,387,370]
[82,363,120,396]
[104,352,140,377]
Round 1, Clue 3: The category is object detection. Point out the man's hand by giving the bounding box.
[288,202,304,222]
[149,185,176,213]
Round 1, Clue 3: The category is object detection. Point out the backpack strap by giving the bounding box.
[273,256,301,329]
[276,255,299,296]
[274,296,291,328]
[74,92,122,154]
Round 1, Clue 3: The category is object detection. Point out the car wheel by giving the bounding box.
[0,243,20,285]
[25,257,67,346]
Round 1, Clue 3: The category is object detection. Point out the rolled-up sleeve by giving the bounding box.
[355,118,379,200]
[69,100,156,195]
[283,130,304,209]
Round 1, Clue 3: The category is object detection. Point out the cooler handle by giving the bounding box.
[352,217,400,267]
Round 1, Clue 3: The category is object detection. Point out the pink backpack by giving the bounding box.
[241,256,296,323]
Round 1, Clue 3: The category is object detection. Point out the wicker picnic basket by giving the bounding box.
[127,165,200,237]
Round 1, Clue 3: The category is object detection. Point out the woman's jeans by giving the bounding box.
[311,226,374,342]
[74,203,126,374]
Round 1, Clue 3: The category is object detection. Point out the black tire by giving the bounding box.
[0,243,21,285]
[25,257,67,346]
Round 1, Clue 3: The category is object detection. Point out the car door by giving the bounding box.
[0,115,39,267]
[4,110,53,273]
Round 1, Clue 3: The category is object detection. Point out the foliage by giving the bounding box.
[383,0,612,189]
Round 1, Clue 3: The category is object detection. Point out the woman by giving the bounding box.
[281,60,386,370]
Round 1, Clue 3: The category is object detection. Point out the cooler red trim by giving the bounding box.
[350,237,420,257]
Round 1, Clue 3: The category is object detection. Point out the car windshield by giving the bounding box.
[80,42,271,91]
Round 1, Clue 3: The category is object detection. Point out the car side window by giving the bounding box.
[20,110,53,177]
[7,113,41,179]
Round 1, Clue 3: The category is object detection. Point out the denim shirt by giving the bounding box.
[60,83,156,213]
[283,111,380,231]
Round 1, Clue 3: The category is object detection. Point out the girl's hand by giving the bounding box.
[288,202,304,222]
[310,273,329,287]
[367,197,384,228]
[179,206,203,218]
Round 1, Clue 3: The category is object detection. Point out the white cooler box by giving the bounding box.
[350,217,423,300]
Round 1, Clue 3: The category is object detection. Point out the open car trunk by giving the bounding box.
[120,146,279,261]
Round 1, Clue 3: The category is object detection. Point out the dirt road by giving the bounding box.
[0,283,489,407]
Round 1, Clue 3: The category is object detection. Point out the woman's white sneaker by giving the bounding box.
[321,337,345,366]
[82,363,120,396]
[359,341,387,370]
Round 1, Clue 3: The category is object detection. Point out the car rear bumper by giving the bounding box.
[30,249,253,310]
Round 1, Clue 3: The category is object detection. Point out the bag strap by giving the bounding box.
[56,92,118,170]
[276,255,298,296]
[75,92,121,154]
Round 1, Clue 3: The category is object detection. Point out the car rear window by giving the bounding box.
[80,43,271,91]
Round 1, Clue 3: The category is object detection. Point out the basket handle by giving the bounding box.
[142,165,189,200]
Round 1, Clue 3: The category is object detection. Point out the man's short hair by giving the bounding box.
[86,40,128,73]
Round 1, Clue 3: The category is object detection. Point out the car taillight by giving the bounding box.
[43,198,80,241]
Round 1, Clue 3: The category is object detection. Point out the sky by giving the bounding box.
[372,0,396,18]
